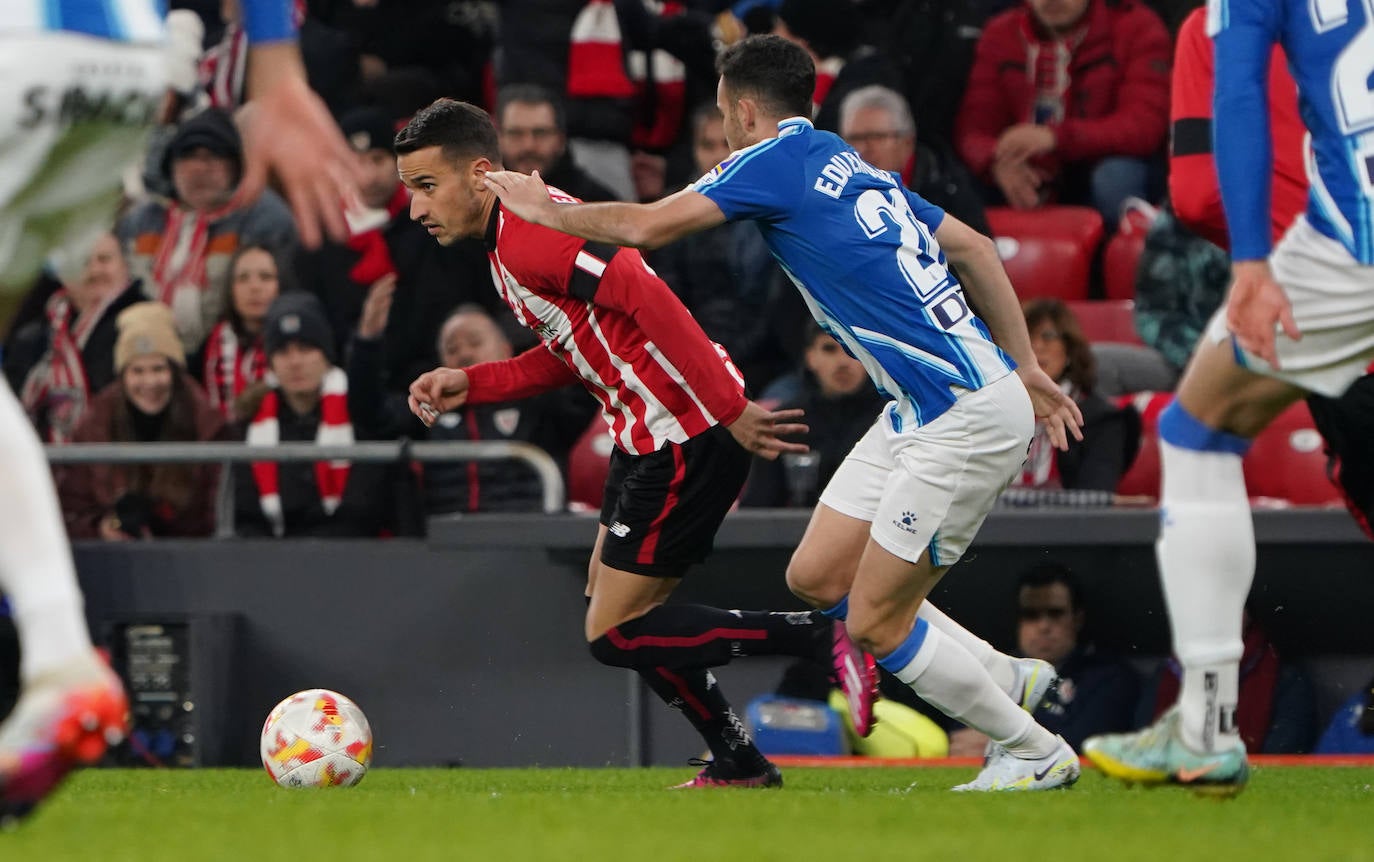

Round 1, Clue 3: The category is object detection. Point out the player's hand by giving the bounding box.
[725,402,809,461]
[235,44,364,248]
[483,170,555,224]
[1225,259,1299,369]
[991,157,1043,210]
[408,367,470,426]
[1016,365,1084,451]
[995,124,1056,163]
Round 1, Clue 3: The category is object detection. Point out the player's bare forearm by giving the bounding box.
[484,172,725,250]
[936,219,1035,367]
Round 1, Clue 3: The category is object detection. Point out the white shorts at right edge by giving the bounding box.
[820,372,1033,566]
[1204,215,1374,397]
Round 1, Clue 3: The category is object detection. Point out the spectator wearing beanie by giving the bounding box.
[117,107,296,356]
[232,294,417,538]
[57,302,226,540]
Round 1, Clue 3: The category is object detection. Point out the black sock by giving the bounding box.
[591,604,831,671]
[639,665,770,774]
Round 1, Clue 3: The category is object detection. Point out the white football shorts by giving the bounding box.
[1205,215,1374,398]
[819,371,1033,566]
[0,31,165,289]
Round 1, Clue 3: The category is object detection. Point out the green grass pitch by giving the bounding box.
[6,766,1373,862]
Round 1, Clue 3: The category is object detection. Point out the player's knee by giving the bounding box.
[785,553,840,608]
[587,633,630,668]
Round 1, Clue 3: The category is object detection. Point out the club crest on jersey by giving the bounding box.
[493,408,520,437]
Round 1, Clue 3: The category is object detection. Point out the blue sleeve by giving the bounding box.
[689,141,802,222]
[1210,0,1281,260]
[902,184,947,233]
[239,0,298,44]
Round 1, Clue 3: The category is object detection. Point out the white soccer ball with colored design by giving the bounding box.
[260,689,373,788]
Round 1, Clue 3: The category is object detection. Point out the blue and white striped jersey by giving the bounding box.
[691,117,1015,429]
[1210,0,1374,263]
[0,0,165,43]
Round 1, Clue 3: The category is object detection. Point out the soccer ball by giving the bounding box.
[260,689,373,788]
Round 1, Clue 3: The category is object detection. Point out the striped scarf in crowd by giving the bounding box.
[19,288,120,443]
[246,366,352,537]
[566,0,688,151]
[201,319,267,419]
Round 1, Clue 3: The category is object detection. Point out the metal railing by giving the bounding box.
[44,440,567,520]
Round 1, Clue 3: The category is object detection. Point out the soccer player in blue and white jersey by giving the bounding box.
[1082,0,1374,794]
[486,34,1086,792]
[0,0,362,824]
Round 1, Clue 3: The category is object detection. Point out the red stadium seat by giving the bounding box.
[1242,401,1340,505]
[986,206,1104,301]
[1067,300,1143,345]
[1102,201,1157,301]
[566,416,615,510]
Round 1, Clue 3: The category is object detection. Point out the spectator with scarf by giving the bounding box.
[118,107,296,356]
[232,293,411,538]
[5,233,145,443]
[955,0,1170,227]
[57,303,225,540]
[197,242,285,425]
[295,107,517,396]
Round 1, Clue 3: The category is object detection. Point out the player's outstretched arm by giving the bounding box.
[725,403,809,461]
[234,42,365,248]
[935,215,1083,449]
[483,171,726,250]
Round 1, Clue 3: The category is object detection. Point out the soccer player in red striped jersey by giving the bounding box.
[398,99,880,789]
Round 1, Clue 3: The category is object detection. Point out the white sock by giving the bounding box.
[917,602,1016,695]
[878,617,1058,758]
[1157,436,1252,753]
[0,383,94,683]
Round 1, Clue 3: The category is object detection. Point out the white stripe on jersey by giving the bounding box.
[643,341,718,427]
[491,256,639,449]
[1,0,43,30]
[1307,134,1355,248]
[0,0,165,42]
[850,326,962,377]
[584,311,688,449]
[115,0,164,43]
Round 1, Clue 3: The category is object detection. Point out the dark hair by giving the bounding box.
[1023,297,1097,395]
[716,35,815,120]
[394,98,501,166]
[496,83,567,134]
[1017,560,1083,613]
[224,242,292,339]
[112,365,204,511]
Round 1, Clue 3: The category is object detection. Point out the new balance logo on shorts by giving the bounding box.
[609,522,631,538]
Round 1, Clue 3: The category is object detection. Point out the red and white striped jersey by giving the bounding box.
[468,199,747,456]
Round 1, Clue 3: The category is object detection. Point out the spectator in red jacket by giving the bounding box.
[955,0,1171,227]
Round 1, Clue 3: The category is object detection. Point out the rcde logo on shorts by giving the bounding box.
[893,511,920,534]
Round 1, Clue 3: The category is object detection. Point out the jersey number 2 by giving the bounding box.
[853,188,950,300]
